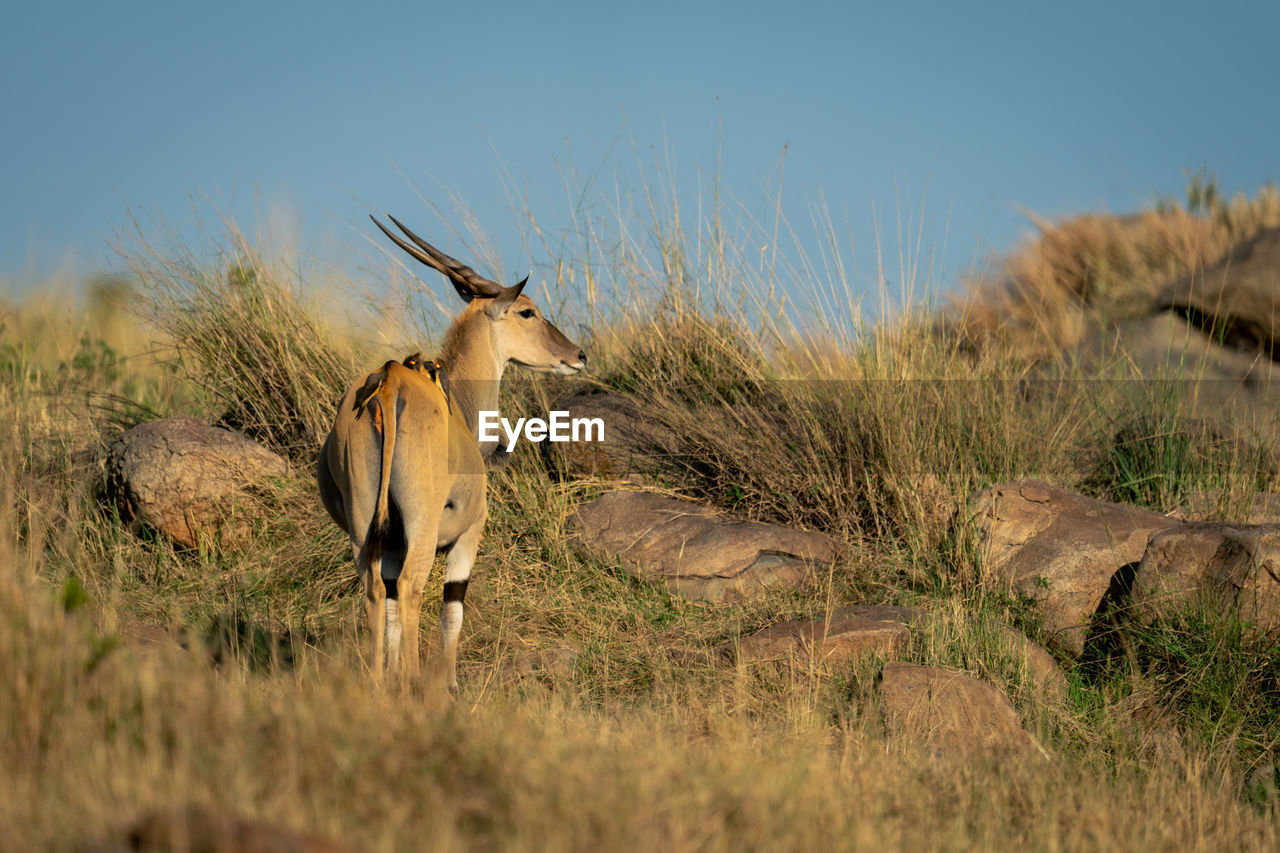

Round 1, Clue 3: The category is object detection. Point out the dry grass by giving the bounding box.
[2,174,1279,850]
[2,492,1277,852]
[3,500,1277,851]
[117,218,368,463]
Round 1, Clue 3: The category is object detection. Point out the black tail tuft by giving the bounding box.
[365,514,393,569]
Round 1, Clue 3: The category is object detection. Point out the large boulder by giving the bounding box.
[1132,522,1280,635]
[966,479,1180,656]
[105,417,289,550]
[878,663,1047,761]
[1072,227,1280,414]
[1159,225,1280,359]
[1080,310,1279,391]
[569,490,840,603]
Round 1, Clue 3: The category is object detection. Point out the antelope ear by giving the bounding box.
[484,276,529,318]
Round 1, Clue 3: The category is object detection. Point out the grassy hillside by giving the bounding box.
[2,181,1278,850]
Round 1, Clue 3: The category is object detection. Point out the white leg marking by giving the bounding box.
[385,598,402,670]
[441,600,463,648]
[440,530,479,690]
[441,546,475,653]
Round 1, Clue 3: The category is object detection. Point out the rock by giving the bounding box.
[127,806,356,852]
[549,392,679,480]
[105,417,289,550]
[995,626,1069,701]
[569,490,840,603]
[1132,522,1280,635]
[827,605,1067,700]
[829,605,1067,700]
[1080,310,1279,392]
[723,615,909,666]
[878,663,1047,761]
[1159,225,1280,360]
[966,479,1180,656]
[1078,226,1280,419]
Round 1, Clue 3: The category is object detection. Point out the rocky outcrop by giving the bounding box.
[878,663,1047,761]
[1159,225,1280,359]
[1132,522,1280,635]
[966,479,1180,656]
[1067,226,1280,412]
[105,417,289,550]
[569,490,840,603]
[1081,310,1279,392]
[722,614,909,666]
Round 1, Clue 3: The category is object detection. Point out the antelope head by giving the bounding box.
[371,214,586,376]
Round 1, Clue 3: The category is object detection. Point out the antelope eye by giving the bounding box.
[518,309,536,319]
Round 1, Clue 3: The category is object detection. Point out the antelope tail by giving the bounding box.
[364,380,399,579]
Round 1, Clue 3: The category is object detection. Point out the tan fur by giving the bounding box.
[318,224,584,687]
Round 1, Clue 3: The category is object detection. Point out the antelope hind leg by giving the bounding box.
[439,518,483,691]
[363,569,387,680]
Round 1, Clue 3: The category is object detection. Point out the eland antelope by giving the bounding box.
[318,215,586,686]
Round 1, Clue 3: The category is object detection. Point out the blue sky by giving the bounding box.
[3,1,1277,307]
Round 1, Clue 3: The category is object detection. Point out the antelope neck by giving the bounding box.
[439,313,505,442]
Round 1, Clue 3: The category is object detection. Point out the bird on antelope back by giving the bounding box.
[317,215,585,688]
